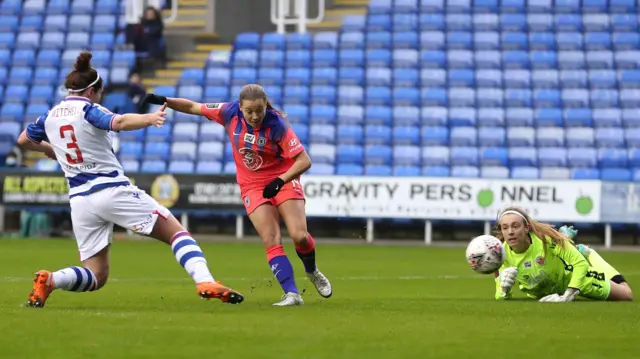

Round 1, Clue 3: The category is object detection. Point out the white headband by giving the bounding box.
[498,210,529,224]
[67,73,101,93]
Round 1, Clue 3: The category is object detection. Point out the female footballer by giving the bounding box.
[17,52,244,307]
[144,84,332,306]
[494,206,633,302]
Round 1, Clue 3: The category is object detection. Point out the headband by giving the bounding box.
[498,210,529,224]
[68,73,101,93]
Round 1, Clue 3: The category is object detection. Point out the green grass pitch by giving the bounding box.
[1,238,639,359]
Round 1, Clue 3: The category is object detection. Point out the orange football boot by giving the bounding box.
[196,281,244,304]
[27,270,54,308]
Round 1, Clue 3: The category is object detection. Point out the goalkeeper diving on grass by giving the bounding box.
[494,206,633,302]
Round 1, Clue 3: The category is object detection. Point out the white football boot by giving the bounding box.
[273,292,304,306]
[307,269,332,298]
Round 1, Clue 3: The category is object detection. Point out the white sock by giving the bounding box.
[51,266,97,292]
[170,231,215,284]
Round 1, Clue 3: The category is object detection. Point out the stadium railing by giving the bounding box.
[271,0,325,34]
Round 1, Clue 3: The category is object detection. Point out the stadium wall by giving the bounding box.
[2,171,640,247]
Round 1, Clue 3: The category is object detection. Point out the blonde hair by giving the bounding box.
[492,206,573,256]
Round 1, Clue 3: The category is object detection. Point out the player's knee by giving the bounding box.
[261,233,282,247]
[622,285,633,301]
[290,230,309,246]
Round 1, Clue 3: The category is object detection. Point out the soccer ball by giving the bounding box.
[465,235,505,274]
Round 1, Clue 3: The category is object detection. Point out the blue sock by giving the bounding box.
[267,245,299,294]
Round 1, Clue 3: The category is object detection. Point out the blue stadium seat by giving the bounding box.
[288,33,311,50]
[450,126,477,146]
[393,145,420,166]
[119,142,143,161]
[336,145,364,164]
[309,124,335,144]
[310,104,336,124]
[365,145,392,165]
[169,160,195,174]
[478,127,505,146]
[481,166,509,178]
[598,148,628,168]
[206,68,231,86]
[121,160,140,173]
[95,0,119,15]
[537,127,565,147]
[538,147,567,167]
[539,167,570,179]
[511,166,539,179]
[179,68,205,86]
[261,33,285,50]
[365,125,391,145]
[600,168,631,181]
[337,125,363,145]
[196,161,222,174]
[234,33,260,50]
[451,146,478,166]
[313,32,338,49]
[198,142,224,161]
[141,160,166,173]
[452,165,479,177]
[422,146,450,166]
[478,108,504,126]
[309,144,336,164]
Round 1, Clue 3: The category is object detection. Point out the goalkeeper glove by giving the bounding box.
[539,288,580,303]
[500,267,518,297]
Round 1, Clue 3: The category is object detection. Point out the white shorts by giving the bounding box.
[69,185,172,261]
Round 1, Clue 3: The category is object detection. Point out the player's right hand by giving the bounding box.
[500,267,518,295]
[147,103,167,128]
[144,93,167,105]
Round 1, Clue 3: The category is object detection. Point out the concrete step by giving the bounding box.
[195,44,232,52]
[179,0,207,6]
[142,78,178,86]
[167,60,204,69]
[307,20,343,30]
[333,0,369,6]
[166,19,207,29]
[155,69,183,78]
[323,8,366,22]
[179,51,210,61]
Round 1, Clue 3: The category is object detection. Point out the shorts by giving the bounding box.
[69,185,171,261]
[242,178,305,215]
[579,265,615,301]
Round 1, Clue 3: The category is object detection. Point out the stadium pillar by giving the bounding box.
[0,205,4,233]
[180,213,189,231]
[484,221,491,235]
[424,220,432,245]
[604,224,612,249]
[236,215,244,240]
[366,218,374,243]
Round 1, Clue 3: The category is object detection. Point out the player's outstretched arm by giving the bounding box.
[145,93,203,116]
[111,104,167,131]
[16,130,56,160]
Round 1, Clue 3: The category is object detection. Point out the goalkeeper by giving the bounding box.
[494,206,633,302]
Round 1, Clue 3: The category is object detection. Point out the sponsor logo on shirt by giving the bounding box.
[257,137,266,146]
[205,103,222,109]
[238,148,264,171]
[536,256,546,266]
[524,261,532,268]
[244,133,256,144]
[289,138,298,147]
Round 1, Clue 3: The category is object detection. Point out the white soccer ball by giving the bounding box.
[465,235,505,274]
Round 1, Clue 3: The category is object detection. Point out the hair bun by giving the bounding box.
[74,51,93,72]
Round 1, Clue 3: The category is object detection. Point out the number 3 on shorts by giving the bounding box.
[59,124,84,164]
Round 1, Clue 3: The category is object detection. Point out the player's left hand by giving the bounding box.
[263,178,285,199]
[539,288,579,303]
